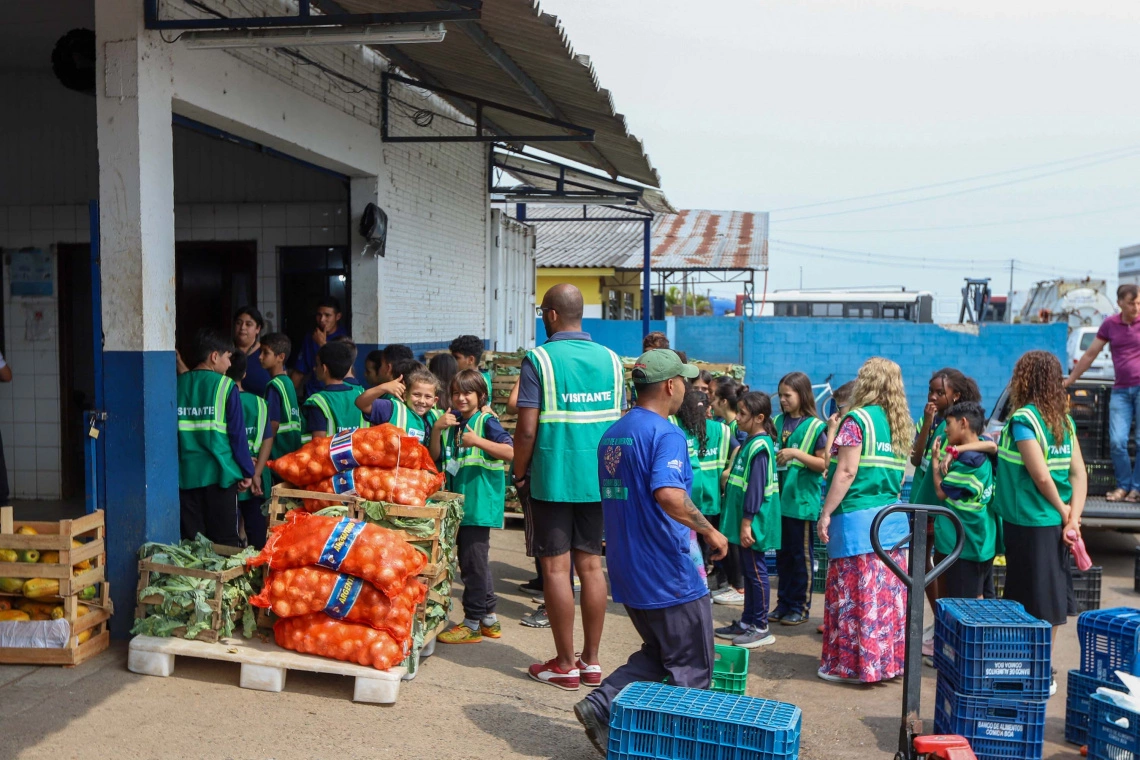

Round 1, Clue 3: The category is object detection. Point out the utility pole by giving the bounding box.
[1009,259,1014,297]
[799,266,803,290]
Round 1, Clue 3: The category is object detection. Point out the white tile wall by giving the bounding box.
[0,201,346,500]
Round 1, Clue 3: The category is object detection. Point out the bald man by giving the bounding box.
[513,284,625,691]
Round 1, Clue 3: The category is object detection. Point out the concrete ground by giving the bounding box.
[1,525,1137,760]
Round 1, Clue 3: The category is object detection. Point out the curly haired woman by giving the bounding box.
[995,350,1086,696]
[817,357,914,684]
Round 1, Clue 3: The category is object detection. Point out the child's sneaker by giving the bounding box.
[481,621,502,639]
[714,620,748,641]
[576,656,602,687]
[438,622,483,645]
[732,626,776,649]
[528,659,580,691]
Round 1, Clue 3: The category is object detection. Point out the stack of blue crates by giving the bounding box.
[932,599,1051,760]
[1068,608,1140,747]
[607,682,802,760]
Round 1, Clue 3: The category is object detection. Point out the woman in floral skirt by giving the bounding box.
[816,357,914,684]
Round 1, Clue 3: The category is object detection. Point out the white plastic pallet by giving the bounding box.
[127,634,407,704]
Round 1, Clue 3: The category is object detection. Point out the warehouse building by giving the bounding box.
[0,0,660,631]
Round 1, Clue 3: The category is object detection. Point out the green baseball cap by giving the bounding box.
[632,349,700,385]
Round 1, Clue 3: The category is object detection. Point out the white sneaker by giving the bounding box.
[818,668,861,684]
[922,624,934,644]
[713,589,745,606]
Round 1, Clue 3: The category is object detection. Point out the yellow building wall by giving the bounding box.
[536,268,611,306]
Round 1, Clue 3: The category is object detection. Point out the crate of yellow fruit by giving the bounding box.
[0,507,111,665]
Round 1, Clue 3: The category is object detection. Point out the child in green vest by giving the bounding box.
[226,351,273,549]
[301,341,367,439]
[177,328,255,546]
[259,332,304,460]
[430,369,514,644]
[715,391,781,649]
[930,400,996,600]
[771,372,828,626]
[355,362,439,447]
[449,334,493,401]
[673,388,732,584]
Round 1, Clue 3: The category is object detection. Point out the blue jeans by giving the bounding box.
[1109,387,1140,491]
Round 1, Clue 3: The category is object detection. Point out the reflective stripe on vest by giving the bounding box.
[178,376,231,434]
[530,344,623,426]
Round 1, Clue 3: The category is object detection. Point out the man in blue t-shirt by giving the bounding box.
[574,350,729,757]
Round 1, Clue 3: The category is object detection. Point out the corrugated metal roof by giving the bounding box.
[496,152,676,214]
[533,209,769,271]
[338,0,660,186]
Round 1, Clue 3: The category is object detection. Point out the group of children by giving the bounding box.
[658,359,1000,653]
[175,329,514,647]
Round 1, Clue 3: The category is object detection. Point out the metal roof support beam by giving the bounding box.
[146,0,482,29]
[448,17,621,179]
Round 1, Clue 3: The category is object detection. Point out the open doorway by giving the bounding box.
[278,246,350,352]
[175,241,257,357]
[57,243,94,501]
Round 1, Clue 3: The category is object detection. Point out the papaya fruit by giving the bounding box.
[16,549,39,563]
[17,601,57,616]
[0,610,30,621]
[77,629,91,644]
[72,540,91,571]
[15,526,37,535]
[39,551,59,564]
[0,578,22,593]
[50,605,66,620]
[28,612,51,621]
[0,549,16,563]
[22,578,59,598]
[79,585,96,600]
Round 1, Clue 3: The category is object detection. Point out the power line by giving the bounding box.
[774,202,1140,233]
[773,150,1140,223]
[768,143,1140,214]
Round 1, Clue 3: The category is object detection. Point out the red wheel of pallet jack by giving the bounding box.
[912,734,976,760]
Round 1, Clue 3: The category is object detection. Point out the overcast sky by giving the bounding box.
[539,0,1139,308]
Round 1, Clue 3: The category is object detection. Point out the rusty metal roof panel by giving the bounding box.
[532,208,769,271]
[337,0,661,186]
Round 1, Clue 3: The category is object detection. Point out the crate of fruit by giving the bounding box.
[0,507,111,665]
[933,598,1052,699]
[133,538,259,644]
[0,506,105,597]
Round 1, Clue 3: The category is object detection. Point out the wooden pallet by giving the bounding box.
[135,544,245,645]
[127,634,407,703]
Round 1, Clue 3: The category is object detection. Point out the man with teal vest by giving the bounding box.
[302,341,367,439]
[513,284,625,692]
[177,328,255,546]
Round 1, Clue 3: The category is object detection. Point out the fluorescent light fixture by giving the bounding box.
[499,194,637,206]
[182,23,446,49]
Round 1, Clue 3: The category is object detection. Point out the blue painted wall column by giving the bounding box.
[96,0,180,635]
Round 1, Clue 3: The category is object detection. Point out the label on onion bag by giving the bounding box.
[329,430,359,472]
[323,573,363,620]
[318,518,366,572]
[331,470,358,495]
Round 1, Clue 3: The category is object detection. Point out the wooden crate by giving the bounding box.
[0,507,105,597]
[0,580,112,666]
[134,544,246,645]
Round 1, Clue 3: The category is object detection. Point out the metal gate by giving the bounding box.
[487,209,536,351]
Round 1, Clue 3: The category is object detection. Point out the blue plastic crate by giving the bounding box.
[900,475,913,503]
[933,598,1052,699]
[1078,607,1140,684]
[608,682,801,760]
[933,677,1046,760]
[764,550,778,576]
[1088,692,1140,760]
[1067,669,1119,746]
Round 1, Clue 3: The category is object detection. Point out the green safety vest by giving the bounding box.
[527,340,624,502]
[302,386,368,438]
[909,416,947,507]
[673,418,730,516]
[773,413,827,521]
[993,405,1074,527]
[827,405,905,514]
[390,399,431,447]
[482,369,494,402]
[267,375,303,458]
[238,392,272,502]
[721,434,781,552]
[933,455,997,562]
[442,412,506,527]
[177,370,244,490]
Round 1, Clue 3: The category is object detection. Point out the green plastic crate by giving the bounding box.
[812,546,828,595]
[710,644,749,695]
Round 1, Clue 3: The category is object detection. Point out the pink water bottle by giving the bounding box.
[1068,530,1093,572]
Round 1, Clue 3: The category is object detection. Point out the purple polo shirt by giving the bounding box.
[1097,314,1140,388]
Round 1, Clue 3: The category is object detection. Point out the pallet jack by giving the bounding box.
[870,503,978,760]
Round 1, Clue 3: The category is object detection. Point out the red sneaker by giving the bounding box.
[528,659,580,691]
[577,657,602,687]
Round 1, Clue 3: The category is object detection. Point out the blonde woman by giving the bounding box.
[816,358,914,684]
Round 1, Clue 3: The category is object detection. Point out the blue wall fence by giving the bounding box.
[541,317,1069,417]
